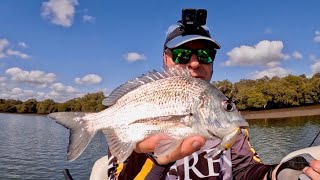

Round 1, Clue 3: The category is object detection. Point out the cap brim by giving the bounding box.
[166,35,221,49]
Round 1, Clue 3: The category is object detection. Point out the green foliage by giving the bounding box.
[61,92,106,112]
[0,91,107,114]
[17,99,38,113]
[212,79,234,99]
[0,103,17,112]
[37,99,56,114]
[211,74,320,110]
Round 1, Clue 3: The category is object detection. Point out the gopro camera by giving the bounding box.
[181,9,207,27]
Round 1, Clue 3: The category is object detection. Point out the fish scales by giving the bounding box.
[94,77,205,128]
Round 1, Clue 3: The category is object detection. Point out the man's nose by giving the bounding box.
[188,54,200,69]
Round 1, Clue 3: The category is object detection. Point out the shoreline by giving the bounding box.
[1,104,320,120]
[241,104,320,120]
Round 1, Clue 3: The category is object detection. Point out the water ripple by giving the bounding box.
[248,116,320,164]
[0,113,319,179]
[0,113,107,180]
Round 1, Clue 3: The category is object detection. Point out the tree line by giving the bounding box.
[212,73,320,110]
[0,73,319,114]
[0,92,106,114]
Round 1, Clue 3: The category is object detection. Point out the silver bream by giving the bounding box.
[48,67,248,162]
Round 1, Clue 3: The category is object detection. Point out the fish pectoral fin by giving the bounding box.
[102,129,135,163]
[154,138,183,157]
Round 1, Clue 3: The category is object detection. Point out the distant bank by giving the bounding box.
[241,104,320,120]
[1,103,320,120]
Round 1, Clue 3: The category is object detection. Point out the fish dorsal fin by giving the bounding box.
[102,67,191,107]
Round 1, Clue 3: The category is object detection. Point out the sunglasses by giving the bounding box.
[169,48,217,64]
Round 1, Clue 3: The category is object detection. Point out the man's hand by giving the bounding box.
[134,134,206,165]
[267,158,320,180]
[303,159,320,180]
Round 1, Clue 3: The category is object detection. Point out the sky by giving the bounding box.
[1,0,320,102]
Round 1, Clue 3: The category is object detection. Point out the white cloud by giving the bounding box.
[0,85,81,102]
[46,84,82,102]
[0,78,7,90]
[284,54,291,60]
[0,87,46,101]
[51,82,79,93]
[48,90,60,97]
[123,52,146,62]
[83,15,96,23]
[44,91,61,101]
[292,51,303,59]
[265,61,281,67]
[0,38,30,59]
[6,49,30,59]
[0,76,6,82]
[41,0,78,27]
[11,88,23,95]
[314,30,320,43]
[309,54,317,61]
[310,61,320,75]
[224,40,287,68]
[0,38,9,58]
[264,28,272,34]
[99,88,111,97]
[75,74,102,85]
[0,39,9,51]
[18,42,28,48]
[44,90,82,102]
[309,55,320,76]
[5,67,56,87]
[250,67,293,79]
[0,82,6,89]
[0,74,91,102]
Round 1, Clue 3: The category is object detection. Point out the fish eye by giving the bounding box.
[222,100,234,112]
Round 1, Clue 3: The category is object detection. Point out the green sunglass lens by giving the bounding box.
[172,49,192,64]
[197,49,215,64]
[171,49,216,64]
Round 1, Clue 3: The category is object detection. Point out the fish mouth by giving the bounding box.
[207,120,248,139]
[206,128,230,140]
[238,120,249,128]
[230,119,249,128]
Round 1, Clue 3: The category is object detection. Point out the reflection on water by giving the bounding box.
[247,115,320,164]
[0,113,107,180]
[0,113,319,179]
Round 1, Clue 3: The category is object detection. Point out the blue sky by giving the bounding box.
[1,0,320,102]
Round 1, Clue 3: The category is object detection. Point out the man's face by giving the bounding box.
[164,40,214,82]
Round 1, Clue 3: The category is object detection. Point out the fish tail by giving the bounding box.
[48,112,97,161]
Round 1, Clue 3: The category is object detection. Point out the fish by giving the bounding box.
[48,67,248,162]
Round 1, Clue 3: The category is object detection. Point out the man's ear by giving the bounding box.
[211,63,214,75]
[163,52,168,66]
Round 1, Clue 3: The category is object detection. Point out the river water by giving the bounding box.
[0,113,319,179]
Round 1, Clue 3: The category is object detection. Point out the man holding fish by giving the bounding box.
[105,9,320,180]
[49,8,320,180]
